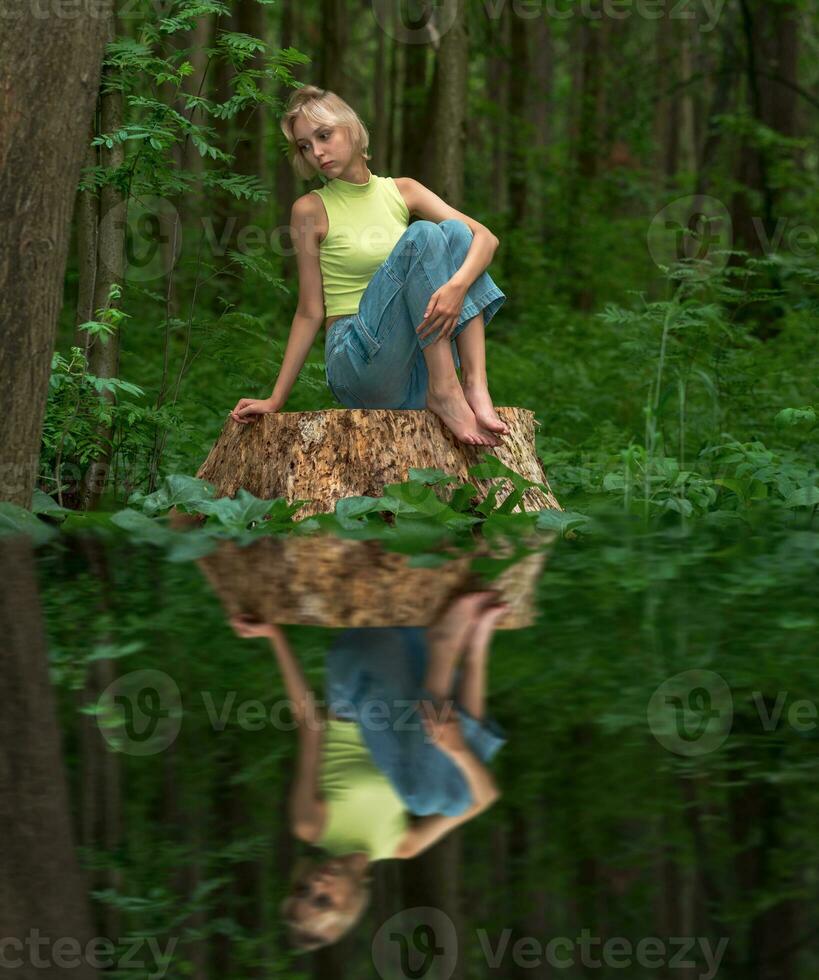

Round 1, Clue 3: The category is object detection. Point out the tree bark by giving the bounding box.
[0,0,113,507]
[399,4,435,183]
[196,407,559,516]
[319,0,348,94]
[75,123,101,351]
[81,11,126,511]
[431,0,468,208]
[507,7,530,228]
[486,4,510,220]
[0,536,98,978]
[373,5,389,174]
[191,535,546,629]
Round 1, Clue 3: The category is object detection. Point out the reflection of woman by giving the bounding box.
[229,85,509,448]
[230,591,507,951]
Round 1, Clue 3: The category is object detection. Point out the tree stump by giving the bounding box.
[196,407,561,518]
[178,407,562,628]
[193,536,547,629]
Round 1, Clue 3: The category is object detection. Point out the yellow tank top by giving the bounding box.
[309,171,410,316]
[317,720,408,861]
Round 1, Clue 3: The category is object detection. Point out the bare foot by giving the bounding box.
[461,380,510,436]
[428,591,498,654]
[426,385,501,447]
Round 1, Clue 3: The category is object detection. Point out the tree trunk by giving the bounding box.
[319,0,347,94]
[387,7,402,174]
[653,9,678,190]
[731,0,800,256]
[486,4,510,221]
[0,536,98,979]
[400,832,464,980]
[400,5,435,182]
[78,537,124,939]
[372,6,389,174]
[81,11,126,511]
[431,0,468,208]
[531,15,555,236]
[75,123,101,351]
[0,0,112,507]
[695,15,740,197]
[567,2,605,311]
[176,15,215,182]
[195,407,559,516]
[275,0,298,289]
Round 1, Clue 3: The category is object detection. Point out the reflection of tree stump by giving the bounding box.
[196,407,561,519]
[191,535,548,630]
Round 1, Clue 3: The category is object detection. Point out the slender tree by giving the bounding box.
[0,0,114,508]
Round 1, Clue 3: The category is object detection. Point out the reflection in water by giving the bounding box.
[230,596,508,952]
[0,536,98,979]
[3,512,818,978]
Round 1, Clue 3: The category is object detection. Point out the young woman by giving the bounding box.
[230,85,511,447]
[229,590,508,951]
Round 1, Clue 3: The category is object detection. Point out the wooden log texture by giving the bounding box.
[194,535,548,630]
[196,407,561,518]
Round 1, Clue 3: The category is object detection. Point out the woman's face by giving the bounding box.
[292,116,351,178]
[286,858,359,927]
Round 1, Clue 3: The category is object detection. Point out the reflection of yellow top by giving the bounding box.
[317,719,408,861]
[309,171,410,316]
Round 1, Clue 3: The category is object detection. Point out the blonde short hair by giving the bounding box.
[280,855,372,952]
[280,84,371,181]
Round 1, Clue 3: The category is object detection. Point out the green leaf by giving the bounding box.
[534,509,592,536]
[196,488,299,528]
[784,486,819,508]
[0,503,58,544]
[775,406,816,427]
[31,489,71,516]
[129,475,218,516]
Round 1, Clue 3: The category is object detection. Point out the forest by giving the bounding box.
[0,0,817,978]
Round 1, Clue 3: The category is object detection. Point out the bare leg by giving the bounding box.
[423,592,497,700]
[454,601,508,720]
[422,337,501,448]
[454,311,511,435]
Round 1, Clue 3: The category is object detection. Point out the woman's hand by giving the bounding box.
[416,279,468,342]
[229,396,281,426]
[229,614,283,641]
[417,698,467,755]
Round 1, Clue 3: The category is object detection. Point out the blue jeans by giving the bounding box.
[324,219,507,410]
[324,627,507,817]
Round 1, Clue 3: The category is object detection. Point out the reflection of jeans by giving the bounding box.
[325,627,506,817]
[324,219,506,410]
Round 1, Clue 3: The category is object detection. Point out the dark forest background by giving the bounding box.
[12,0,812,519]
[1,1,818,978]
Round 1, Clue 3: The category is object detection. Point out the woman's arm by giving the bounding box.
[392,744,500,859]
[228,616,327,839]
[266,625,328,841]
[394,177,499,288]
[267,197,327,406]
[393,177,499,340]
[290,725,327,842]
[230,196,325,422]
[265,626,323,729]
